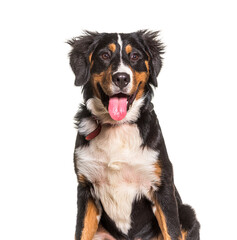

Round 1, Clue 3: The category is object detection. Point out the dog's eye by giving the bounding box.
[101,52,111,60]
[130,53,140,61]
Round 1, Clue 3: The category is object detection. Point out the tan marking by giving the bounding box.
[89,52,94,70]
[145,51,151,61]
[91,66,113,98]
[81,199,99,240]
[125,44,132,54]
[134,72,149,99]
[91,72,105,98]
[128,61,150,100]
[154,162,162,186]
[145,60,149,71]
[158,234,164,240]
[179,230,187,240]
[108,43,116,53]
[78,174,86,184]
[90,60,94,70]
[89,52,93,63]
[154,202,172,240]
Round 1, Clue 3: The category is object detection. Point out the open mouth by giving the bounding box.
[98,83,140,121]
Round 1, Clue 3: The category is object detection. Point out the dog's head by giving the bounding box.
[68,30,164,123]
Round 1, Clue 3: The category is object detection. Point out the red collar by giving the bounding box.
[85,122,102,141]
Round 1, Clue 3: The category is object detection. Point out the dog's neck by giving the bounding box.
[84,95,154,141]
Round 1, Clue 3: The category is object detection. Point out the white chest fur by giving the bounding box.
[75,123,159,234]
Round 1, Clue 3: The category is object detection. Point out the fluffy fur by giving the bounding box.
[68,30,200,240]
[76,124,159,233]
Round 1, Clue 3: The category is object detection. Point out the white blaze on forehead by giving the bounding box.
[118,34,123,57]
[114,34,133,78]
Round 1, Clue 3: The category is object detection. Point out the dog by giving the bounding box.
[68,30,200,240]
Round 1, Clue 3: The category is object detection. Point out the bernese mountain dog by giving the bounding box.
[68,30,200,240]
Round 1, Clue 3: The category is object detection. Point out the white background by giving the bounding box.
[0,0,236,239]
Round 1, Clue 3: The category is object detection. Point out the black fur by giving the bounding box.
[137,30,164,87]
[67,31,101,86]
[75,183,92,240]
[128,197,161,240]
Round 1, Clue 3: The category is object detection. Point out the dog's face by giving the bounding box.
[68,30,164,121]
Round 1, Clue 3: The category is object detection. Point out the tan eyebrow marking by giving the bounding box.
[108,43,116,52]
[125,44,132,54]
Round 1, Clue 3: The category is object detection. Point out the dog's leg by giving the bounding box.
[152,183,182,240]
[92,225,117,240]
[178,204,200,240]
[75,183,101,240]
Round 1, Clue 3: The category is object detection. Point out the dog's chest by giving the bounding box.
[75,123,159,234]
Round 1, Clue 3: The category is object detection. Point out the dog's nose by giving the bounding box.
[112,72,130,89]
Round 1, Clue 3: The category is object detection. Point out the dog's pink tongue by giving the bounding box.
[108,97,127,121]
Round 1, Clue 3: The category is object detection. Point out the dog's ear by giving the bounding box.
[67,31,100,86]
[138,30,165,87]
